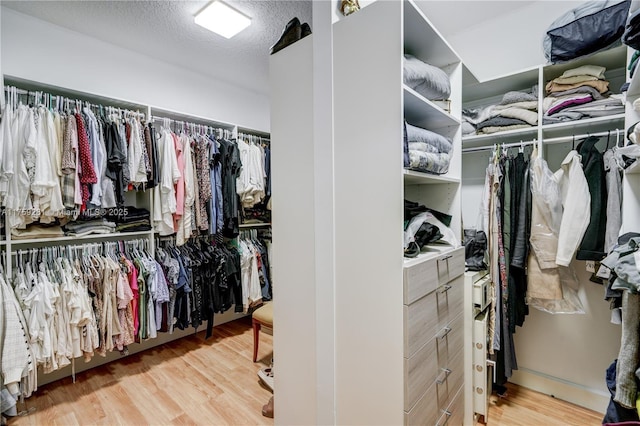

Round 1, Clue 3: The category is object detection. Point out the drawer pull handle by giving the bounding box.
[440,255,453,261]
[438,327,452,339]
[437,410,452,426]
[439,284,452,294]
[436,368,452,385]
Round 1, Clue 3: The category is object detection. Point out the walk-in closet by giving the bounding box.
[2,1,640,425]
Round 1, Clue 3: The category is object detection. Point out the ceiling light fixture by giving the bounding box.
[194,1,251,39]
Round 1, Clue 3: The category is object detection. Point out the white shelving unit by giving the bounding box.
[462,45,627,149]
[460,44,628,416]
[330,1,465,424]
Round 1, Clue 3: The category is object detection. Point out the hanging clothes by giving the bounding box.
[576,136,608,260]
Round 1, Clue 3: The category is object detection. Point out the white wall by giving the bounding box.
[429,1,587,82]
[1,7,269,132]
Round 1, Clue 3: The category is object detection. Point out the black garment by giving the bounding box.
[623,6,640,50]
[219,139,241,238]
[509,153,530,329]
[603,360,640,424]
[105,122,126,205]
[577,136,608,261]
[495,156,518,386]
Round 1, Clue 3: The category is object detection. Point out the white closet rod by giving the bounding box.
[3,85,146,118]
[461,128,623,153]
[151,115,229,132]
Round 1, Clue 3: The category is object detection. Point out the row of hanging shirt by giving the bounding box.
[152,120,271,244]
[0,232,272,404]
[0,87,153,231]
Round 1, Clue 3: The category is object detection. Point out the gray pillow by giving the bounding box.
[403,55,451,100]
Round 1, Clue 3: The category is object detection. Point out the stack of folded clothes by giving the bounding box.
[63,217,116,236]
[404,122,453,175]
[543,65,624,124]
[462,89,538,136]
[11,224,65,240]
[106,206,151,233]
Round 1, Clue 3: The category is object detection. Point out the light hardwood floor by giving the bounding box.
[9,317,602,425]
[481,383,603,425]
[10,317,274,426]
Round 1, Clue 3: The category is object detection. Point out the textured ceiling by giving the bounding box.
[2,0,312,96]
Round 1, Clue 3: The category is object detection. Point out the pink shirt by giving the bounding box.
[173,133,185,231]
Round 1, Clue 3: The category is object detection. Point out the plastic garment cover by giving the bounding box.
[527,147,584,314]
[404,212,459,251]
[543,0,630,63]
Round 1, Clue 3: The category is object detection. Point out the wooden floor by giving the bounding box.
[9,317,274,426]
[483,383,603,425]
[8,317,602,425]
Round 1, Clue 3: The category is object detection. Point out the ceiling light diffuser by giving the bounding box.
[195,1,251,39]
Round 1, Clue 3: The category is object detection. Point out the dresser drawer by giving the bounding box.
[435,275,464,332]
[404,275,464,358]
[404,334,437,411]
[403,247,464,304]
[436,313,464,370]
[435,345,464,413]
[404,290,438,357]
[404,380,438,426]
[436,385,463,426]
[473,311,488,369]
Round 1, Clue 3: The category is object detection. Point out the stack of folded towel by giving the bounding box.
[543,65,624,124]
[462,89,538,136]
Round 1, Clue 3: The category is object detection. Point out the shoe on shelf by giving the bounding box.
[270,17,302,55]
[301,22,312,39]
[262,396,274,418]
[258,366,274,392]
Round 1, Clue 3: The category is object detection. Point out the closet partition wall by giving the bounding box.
[0,75,270,386]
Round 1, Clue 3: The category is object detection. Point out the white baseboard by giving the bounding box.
[510,368,609,414]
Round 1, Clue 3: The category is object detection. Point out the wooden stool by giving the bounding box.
[252,302,273,362]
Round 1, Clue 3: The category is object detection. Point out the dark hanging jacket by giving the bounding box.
[576,136,607,261]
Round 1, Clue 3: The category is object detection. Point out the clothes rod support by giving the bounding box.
[462,128,623,153]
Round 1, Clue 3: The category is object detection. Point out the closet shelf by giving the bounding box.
[403,85,460,129]
[404,169,459,184]
[462,126,538,147]
[462,114,626,148]
[541,113,625,139]
[239,223,271,228]
[403,0,460,69]
[8,230,153,247]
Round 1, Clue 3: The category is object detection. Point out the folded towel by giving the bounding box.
[499,90,537,105]
[548,85,606,100]
[546,79,609,94]
[478,124,532,134]
[491,107,538,125]
[552,74,600,85]
[475,116,530,131]
[560,64,606,79]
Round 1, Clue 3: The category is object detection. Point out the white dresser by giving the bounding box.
[404,246,466,425]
